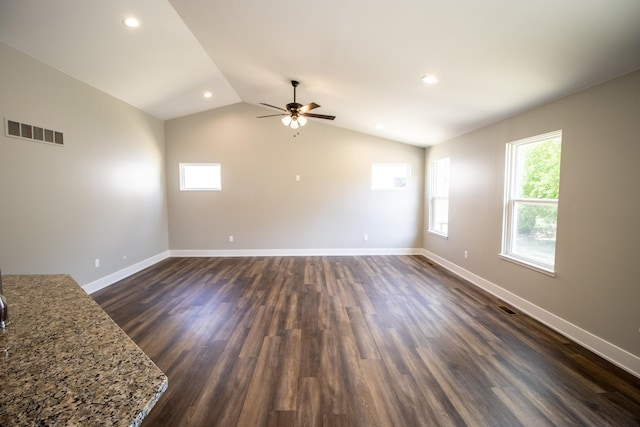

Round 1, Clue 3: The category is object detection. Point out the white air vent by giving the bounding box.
[5,118,64,146]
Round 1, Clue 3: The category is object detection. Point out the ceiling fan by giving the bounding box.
[257,80,336,129]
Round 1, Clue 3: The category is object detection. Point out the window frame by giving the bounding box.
[428,157,450,238]
[501,130,562,276]
[179,163,222,191]
[371,163,411,191]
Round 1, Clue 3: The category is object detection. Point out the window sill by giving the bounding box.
[427,230,448,240]
[499,254,556,277]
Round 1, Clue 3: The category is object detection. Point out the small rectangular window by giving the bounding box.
[371,163,410,190]
[180,163,221,191]
[501,130,562,274]
[429,157,450,237]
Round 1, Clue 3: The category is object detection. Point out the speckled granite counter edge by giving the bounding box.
[131,378,168,427]
[0,274,168,426]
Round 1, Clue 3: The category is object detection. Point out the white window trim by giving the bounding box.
[428,230,449,239]
[500,130,561,276]
[499,253,556,277]
[179,163,221,191]
[428,157,449,238]
[371,163,411,190]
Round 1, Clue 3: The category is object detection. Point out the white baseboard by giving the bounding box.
[170,247,423,257]
[82,251,170,294]
[83,248,421,293]
[420,249,640,379]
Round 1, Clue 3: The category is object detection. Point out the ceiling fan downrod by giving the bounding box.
[291,80,299,104]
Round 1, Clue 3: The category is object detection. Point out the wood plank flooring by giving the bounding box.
[92,256,640,426]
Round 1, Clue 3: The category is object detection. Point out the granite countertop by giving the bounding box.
[0,274,167,426]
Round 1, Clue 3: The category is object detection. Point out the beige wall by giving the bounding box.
[0,42,169,285]
[165,103,424,252]
[425,70,640,360]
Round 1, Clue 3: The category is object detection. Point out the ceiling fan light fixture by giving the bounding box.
[282,116,292,126]
[298,116,307,126]
[290,118,299,129]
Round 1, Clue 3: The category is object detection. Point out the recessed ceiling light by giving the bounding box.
[123,17,140,28]
[203,91,213,98]
[422,75,438,85]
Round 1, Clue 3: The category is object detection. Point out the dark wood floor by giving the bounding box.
[92,256,640,426]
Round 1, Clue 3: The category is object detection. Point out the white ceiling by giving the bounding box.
[2,0,640,146]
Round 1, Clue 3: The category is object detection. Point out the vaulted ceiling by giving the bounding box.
[2,0,640,146]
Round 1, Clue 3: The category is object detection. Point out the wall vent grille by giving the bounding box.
[499,305,517,315]
[4,118,64,146]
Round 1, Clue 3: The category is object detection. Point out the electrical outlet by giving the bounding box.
[363,234,368,241]
[464,251,468,259]
[94,258,100,268]
[295,175,301,181]
[228,235,234,242]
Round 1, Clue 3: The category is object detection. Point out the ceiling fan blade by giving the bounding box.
[302,112,336,120]
[257,113,288,118]
[259,103,287,112]
[299,102,321,113]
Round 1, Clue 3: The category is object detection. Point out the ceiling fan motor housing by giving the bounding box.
[287,102,303,114]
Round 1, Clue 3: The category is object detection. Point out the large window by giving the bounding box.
[180,163,221,191]
[429,157,450,237]
[371,163,410,190]
[501,131,562,274]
